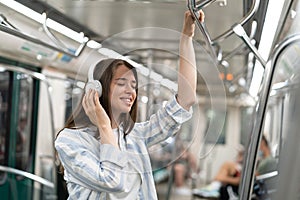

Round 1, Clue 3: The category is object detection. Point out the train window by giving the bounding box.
[15,73,33,174]
[64,79,84,121]
[205,109,227,144]
[240,107,255,146]
[0,70,9,183]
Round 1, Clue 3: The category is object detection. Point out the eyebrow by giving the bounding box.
[115,77,136,84]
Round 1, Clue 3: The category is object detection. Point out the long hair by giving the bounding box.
[56,58,139,174]
[64,58,138,135]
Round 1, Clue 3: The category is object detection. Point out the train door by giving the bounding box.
[0,65,10,199]
[12,65,37,199]
[0,58,55,199]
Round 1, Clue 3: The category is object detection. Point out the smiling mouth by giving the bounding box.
[120,97,132,105]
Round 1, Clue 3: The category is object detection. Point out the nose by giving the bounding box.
[124,83,135,94]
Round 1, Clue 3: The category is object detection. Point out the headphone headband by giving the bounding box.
[85,61,102,96]
[88,62,98,82]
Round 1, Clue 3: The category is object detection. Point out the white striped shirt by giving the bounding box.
[55,96,192,199]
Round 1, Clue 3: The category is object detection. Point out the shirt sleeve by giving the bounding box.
[136,95,193,147]
[55,128,137,193]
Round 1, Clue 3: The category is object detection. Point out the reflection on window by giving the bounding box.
[15,73,33,174]
[64,79,84,122]
[0,71,9,182]
[205,109,227,144]
[240,107,254,146]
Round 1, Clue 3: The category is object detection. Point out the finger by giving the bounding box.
[185,10,194,21]
[82,93,88,113]
[199,10,205,22]
[87,89,96,108]
[84,90,91,108]
[188,11,195,21]
[93,90,101,108]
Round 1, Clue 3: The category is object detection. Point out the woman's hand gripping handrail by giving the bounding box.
[187,0,260,63]
[187,0,218,62]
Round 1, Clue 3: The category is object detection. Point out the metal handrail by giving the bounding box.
[213,0,260,44]
[42,12,69,52]
[41,12,89,57]
[255,171,278,181]
[194,0,218,11]
[0,14,18,30]
[0,165,54,188]
[187,0,217,60]
[187,0,260,61]
[239,34,300,200]
[232,23,266,67]
[0,16,88,58]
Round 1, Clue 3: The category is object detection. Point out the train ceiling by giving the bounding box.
[2,0,271,98]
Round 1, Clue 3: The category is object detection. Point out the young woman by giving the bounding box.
[55,10,204,199]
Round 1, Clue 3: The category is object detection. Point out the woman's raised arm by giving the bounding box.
[177,10,204,110]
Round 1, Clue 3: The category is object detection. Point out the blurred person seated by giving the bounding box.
[173,142,198,196]
[194,135,278,199]
[252,135,278,199]
[256,135,277,176]
[150,138,198,196]
[193,145,245,199]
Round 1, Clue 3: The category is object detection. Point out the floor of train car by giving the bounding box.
[156,181,212,200]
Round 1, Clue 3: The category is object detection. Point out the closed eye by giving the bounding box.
[131,84,137,89]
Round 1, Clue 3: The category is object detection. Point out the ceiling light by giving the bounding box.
[217,0,227,6]
[238,77,246,86]
[87,40,102,49]
[290,10,296,19]
[0,0,88,43]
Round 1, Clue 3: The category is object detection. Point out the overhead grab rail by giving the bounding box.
[41,12,88,57]
[0,14,18,30]
[187,0,264,66]
[42,12,69,52]
[233,23,266,67]
[187,0,218,60]
[0,13,88,58]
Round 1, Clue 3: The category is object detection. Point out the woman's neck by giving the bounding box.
[111,120,119,129]
[110,111,121,129]
[111,115,121,129]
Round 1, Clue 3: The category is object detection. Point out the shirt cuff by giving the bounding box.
[164,95,193,124]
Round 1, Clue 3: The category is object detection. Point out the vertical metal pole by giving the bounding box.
[146,50,153,118]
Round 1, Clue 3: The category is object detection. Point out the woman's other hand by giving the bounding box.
[182,10,205,37]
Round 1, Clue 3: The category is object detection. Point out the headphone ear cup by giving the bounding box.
[85,80,102,97]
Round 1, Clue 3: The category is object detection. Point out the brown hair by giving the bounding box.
[56,59,138,174]
[63,58,138,135]
[261,134,269,148]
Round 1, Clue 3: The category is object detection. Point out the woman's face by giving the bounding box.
[109,65,137,118]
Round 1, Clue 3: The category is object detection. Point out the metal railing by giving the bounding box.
[187,0,265,66]
[0,165,54,188]
[0,14,88,58]
[239,33,300,199]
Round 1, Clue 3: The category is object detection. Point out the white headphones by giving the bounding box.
[85,62,102,97]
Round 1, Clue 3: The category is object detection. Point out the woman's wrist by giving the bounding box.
[181,33,193,40]
[98,127,118,148]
